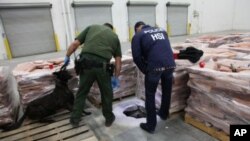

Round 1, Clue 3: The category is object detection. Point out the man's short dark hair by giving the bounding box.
[104,23,113,30]
[134,21,145,32]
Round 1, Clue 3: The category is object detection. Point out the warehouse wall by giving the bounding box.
[52,0,67,52]
[112,0,128,42]
[69,0,167,43]
[68,0,129,42]
[0,0,249,60]
[0,25,7,60]
[195,0,235,33]
[233,0,250,30]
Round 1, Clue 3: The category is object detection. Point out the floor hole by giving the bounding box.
[123,105,146,119]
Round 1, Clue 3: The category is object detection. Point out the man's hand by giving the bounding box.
[111,76,120,90]
[64,56,70,66]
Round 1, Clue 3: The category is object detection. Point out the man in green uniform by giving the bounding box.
[63,23,122,127]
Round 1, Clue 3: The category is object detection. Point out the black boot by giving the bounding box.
[140,123,155,134]
[105,115,115,127]
[157,110,169,120]
[157,112,169,120]
[70,118,80,128]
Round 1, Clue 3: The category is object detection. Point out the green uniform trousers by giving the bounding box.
[70,54,114,122]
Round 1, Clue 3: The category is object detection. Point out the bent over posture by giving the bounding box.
[63,23,122,127]
[131,21,176,133]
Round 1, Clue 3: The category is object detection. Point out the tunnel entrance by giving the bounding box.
[123,104,146,119]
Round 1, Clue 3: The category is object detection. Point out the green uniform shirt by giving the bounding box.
[76,25,122,61]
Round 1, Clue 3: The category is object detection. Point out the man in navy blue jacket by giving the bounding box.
[131,21,176,133]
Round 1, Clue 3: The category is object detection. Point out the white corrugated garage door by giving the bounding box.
[0,3,56,58]
[127,1,157,40]
[167,2,190,36]
[72,1,113,33]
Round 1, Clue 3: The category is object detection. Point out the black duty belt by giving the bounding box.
[82,58,114,76]
[82,58,106,69]
[153,66,176,72]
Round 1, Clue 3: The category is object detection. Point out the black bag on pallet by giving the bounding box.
[178,47,204,63]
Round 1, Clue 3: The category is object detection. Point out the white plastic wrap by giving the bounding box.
[172,44,240,61]
[184,34,243,48]
[218,42,250,54]
[175,32,250,60]
[0,66,19,126]
[12,58,78,108]
[185,59,250,134]
[185,35,223,44]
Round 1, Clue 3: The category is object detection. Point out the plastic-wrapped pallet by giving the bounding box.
[184,33,250,54]
[88,55,137,106]
[136,59,193,114]
[12,58,78,108]
[185,34,244,48]
[172,43,244,61]
[185,59,250,134]
[0,66,19,127]
[218,42,250,54]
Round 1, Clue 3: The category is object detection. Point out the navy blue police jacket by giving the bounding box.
[131,25,176,74]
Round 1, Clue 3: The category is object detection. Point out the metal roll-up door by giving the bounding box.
[127,1,157,41]
[0,3,56,58]
[167,2,190,36]
[72,1,113,33]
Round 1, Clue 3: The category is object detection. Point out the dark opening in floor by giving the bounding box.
[123,105,146,118]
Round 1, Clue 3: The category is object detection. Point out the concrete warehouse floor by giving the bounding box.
[1,30,249,141]
[84,98,218,141]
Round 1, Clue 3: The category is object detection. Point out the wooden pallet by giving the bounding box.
[0,111,98,141]
[184,114,229,141]
[88,93,135,108]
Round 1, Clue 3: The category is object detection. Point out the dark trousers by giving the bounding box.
[144,69,174,130]
[70,54,114,122]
